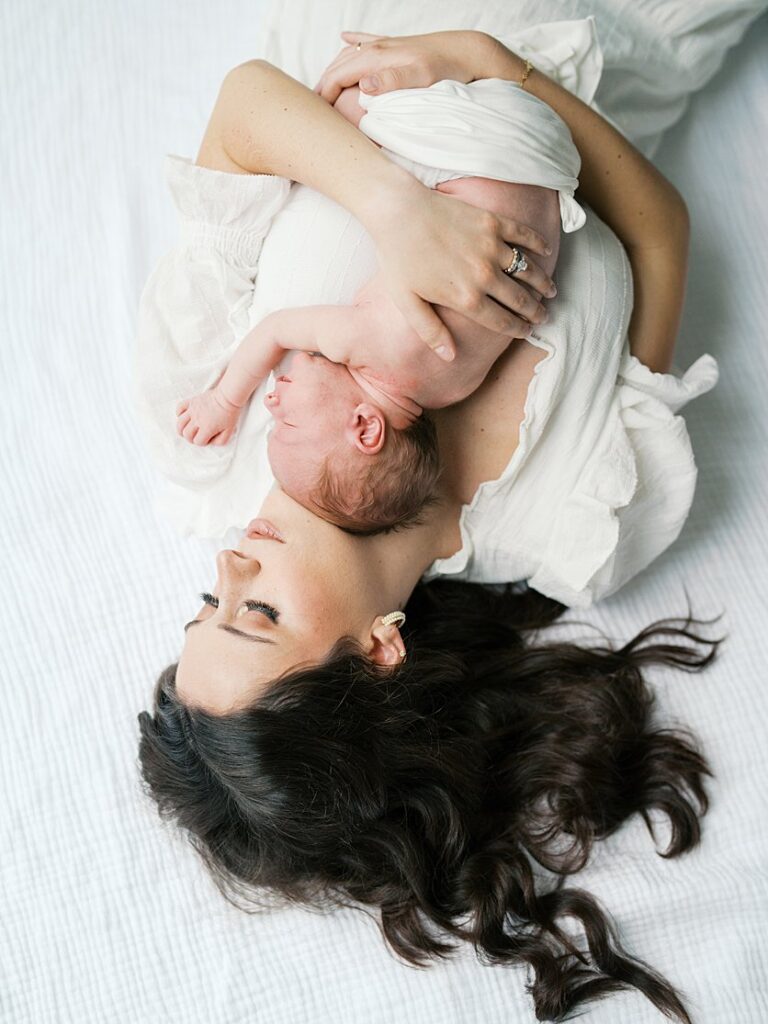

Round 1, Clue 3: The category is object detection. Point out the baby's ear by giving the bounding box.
[347,403,386,455]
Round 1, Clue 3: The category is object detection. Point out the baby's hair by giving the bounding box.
[312,414,440,535]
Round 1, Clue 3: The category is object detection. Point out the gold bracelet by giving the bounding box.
[520,59,534,89]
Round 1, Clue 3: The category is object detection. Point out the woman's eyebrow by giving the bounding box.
[183,620,277,645]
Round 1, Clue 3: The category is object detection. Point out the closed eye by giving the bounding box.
[200,591,280,624]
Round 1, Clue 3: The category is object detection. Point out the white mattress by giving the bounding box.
[1,2,767,1022]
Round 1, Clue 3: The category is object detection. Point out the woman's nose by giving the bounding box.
[215,548,261,581]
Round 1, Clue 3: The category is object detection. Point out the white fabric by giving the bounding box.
[359,78,586,231]
[358,16,600,231]
[3,2,768,1023]
[424,212,718,606]
[262,0,766,156]
[133,157,289,535]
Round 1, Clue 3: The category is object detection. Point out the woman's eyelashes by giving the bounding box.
[199,591,280,624]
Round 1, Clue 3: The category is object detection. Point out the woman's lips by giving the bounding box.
[244,518,285,542]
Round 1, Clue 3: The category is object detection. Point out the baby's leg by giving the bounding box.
[436,177,560,286]
[332,86,367,130]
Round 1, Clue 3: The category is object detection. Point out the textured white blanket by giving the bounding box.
[1,1,766,1021]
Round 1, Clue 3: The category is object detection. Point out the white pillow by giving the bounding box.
[255,0,767,154]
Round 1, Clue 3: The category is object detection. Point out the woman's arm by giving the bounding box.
[317,31,688,372]
[195,60,554,362]
[481,37,688,373]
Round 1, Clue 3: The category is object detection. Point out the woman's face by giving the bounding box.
[175,488,418,714]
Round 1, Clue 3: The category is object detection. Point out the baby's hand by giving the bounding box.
[175,389,241,446]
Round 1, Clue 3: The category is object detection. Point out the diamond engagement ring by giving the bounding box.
[503,248,528,277]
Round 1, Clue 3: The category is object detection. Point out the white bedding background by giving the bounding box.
[1,1,767,1022]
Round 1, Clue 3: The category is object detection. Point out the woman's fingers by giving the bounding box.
[392,290,456,361]
[462,293,537,338]
[498,244,556,301]
[315,34,432,102]
[319,57,430,102]
[491,272,548,326]
[340,31,386,44]
[317,53,394,104]
[359,65,431,95]
[497,216,552,259]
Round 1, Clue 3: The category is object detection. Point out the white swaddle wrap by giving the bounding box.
[358,78,585,232]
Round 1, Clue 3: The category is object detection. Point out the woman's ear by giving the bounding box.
[346,403,386,455]
[367,616,406,666]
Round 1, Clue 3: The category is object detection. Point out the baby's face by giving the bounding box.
[265,352,363,501]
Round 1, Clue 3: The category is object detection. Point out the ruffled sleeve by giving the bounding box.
[164,155,291,264]
[132,158,291,526]
[618,351,720,414]
[528,350,719,607]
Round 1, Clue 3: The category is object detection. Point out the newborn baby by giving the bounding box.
[177,80,579,533]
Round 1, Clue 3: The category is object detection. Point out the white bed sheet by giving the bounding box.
[1,2,767,1022]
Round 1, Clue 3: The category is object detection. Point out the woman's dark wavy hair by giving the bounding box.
[138,579,720,1022]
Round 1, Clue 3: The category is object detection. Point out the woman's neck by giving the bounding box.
[259,486,461,616]
[359,497,461,609]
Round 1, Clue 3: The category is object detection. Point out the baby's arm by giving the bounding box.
[243,302,380,367]
[176,304,378,445]
[175,320,286,446]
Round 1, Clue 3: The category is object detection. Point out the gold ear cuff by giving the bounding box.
[381,611,406,628]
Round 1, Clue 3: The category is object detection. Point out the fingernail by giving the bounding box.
[545,245,552,255]
[360,75,379,92]
[547,285,557,298]
[435,345,454,361]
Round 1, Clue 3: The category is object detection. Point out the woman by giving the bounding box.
[138,27,719,1023]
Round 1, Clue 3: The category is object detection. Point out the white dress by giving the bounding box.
[423,210,717,606]
[132,18,717,607]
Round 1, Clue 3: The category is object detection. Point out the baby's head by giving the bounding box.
[265,352,439,534]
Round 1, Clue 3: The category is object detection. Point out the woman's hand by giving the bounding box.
[368,179,552,357]
[201,59,551,359]
[315,31,552,357]
[314,30,492,104]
